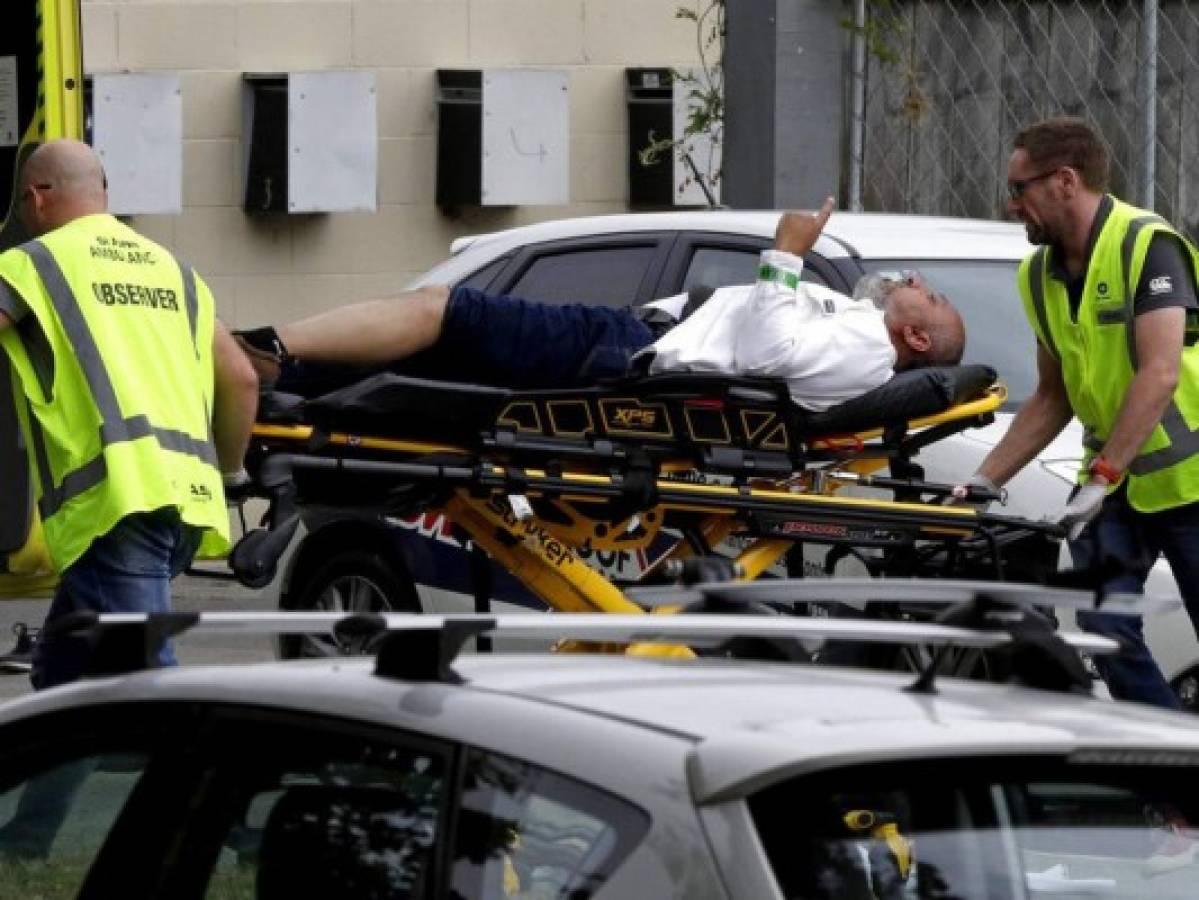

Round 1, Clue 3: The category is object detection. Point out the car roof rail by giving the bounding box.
[627,577,1175,695]
[72,594,1124,695]
[626,577,1176,614]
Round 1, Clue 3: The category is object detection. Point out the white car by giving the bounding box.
[1,603,1197,898]
[263,210,1198,700]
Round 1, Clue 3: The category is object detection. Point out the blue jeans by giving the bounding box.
[1071,486,1199,710]
[31,507,202,690]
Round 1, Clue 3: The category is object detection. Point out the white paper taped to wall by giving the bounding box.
[0,57,18,148]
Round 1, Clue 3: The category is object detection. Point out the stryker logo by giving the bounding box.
[775,521,849,538]
[92,281,180,311]
[1149,275,1173,295]
[612,408,657,428]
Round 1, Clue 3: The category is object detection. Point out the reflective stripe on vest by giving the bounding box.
[1120,216,1199,475]
[1026,247,1058,361]
[1026,213,1199,477]
[1119,214,1167,369]
[22,241,218,519]
[182,257,200,358]
[0,278,54,397]
[0,278,20,321]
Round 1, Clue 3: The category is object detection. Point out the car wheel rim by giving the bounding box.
[299,574,397,658]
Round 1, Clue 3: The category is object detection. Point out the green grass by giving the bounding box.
[0,856,257,899]
[0,857,93,900]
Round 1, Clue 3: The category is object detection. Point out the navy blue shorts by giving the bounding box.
[436,287,655,388]
[276,288,656,395]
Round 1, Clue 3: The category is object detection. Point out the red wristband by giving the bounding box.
[1088,455,1123,484]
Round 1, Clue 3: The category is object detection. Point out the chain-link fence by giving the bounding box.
[847,0,1199,237]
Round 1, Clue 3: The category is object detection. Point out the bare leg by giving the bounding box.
[277,285,451,367]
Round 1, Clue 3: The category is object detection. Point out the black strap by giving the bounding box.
[680,284,717,321]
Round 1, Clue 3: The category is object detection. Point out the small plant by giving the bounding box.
[841,1,927,123]
[637,0,724,207]
[841,0,907,66]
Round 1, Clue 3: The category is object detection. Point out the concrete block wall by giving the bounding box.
[80,0,704,327]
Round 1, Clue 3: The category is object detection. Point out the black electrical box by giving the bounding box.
[626,68,674,207]
[242,74,289,214]
[436,70,483,211]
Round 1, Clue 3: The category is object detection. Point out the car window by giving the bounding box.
[861,260,1035,404]
[0,751,149,898]
[682,246,829,292]
[506,245,658,307]
[750,756,1199,900]
[457,256,509,292]
[203,736,446,900]
[0,703,454,900]
[450,747,649,898]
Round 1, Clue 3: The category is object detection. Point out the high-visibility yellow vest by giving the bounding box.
[0,213,229,572]
[1019,197,1199,513]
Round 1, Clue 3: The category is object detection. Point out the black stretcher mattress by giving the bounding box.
[260,365,998,454]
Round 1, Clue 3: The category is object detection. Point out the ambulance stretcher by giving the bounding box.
[230,364,1064,622]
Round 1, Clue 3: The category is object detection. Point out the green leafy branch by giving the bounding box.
[841,0,928,123]
[840,0,906,66]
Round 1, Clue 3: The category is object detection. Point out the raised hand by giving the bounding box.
[773,196,836,256]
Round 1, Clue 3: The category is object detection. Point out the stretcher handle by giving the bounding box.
[838,471,1004,504]
[229,455,300,589]
[976,511,1065,539]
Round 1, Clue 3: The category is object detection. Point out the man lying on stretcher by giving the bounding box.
[236,200,965,412]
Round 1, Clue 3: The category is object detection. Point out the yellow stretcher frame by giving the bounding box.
[247,385,1011,653]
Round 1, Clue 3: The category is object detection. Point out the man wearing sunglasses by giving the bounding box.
[958,116,1199,712]
[236,200,964,413]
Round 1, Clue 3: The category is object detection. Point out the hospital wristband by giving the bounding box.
[757,264,801,290]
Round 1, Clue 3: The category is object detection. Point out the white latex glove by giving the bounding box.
[947,473,1004,509]
[1050,482,1108,540]
[222,468,253,503]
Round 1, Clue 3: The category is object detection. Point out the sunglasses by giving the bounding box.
[851,270,923,303]
[1006,168,1060,200]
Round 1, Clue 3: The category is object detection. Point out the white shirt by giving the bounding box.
[642,250,897,411]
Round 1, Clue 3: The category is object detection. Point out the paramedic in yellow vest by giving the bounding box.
[0,139,258,689]
[959,117,1199,710]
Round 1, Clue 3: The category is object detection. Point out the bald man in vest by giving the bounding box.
[0,139,258,689]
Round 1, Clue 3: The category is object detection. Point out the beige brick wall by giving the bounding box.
[80,0,704,328]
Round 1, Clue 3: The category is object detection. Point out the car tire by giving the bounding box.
[279,549,419,660]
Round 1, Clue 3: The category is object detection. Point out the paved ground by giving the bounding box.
[0,571,277,702]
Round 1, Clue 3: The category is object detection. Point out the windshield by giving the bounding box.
[751,755,1199,899]
[863,261,1036,406]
